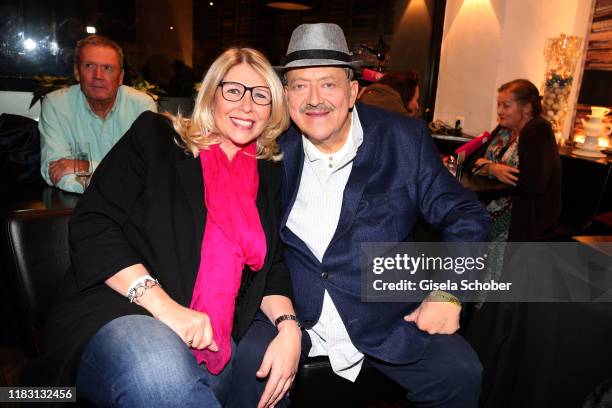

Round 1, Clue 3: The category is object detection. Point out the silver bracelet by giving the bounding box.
[127,278,161,303]
[125,275,154,297]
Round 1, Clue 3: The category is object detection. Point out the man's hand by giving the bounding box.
[49,158,76,185]
[404,299,461,335]
[256,322,301,408]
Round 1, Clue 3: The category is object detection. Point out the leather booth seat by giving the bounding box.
[2,208,406,406]
[2,208,72,355]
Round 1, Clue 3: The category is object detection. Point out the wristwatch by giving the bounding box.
[274,314,301,328]
[428,290,462,307]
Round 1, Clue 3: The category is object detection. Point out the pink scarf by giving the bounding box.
[190,142,266,374]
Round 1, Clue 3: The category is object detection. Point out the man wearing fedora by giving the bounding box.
[230,23,490,407]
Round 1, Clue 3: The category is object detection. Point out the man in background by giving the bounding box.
[359,70,420,117]
[39,34,156,193]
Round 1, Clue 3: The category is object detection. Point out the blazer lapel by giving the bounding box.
[176,156,206,243]
[328,106,380,248]
[279,126,305,230]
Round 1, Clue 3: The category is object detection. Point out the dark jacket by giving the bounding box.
[279,103,491,364]
[359,83,409,115]
[466,117,561,241]
[28,111,292,386]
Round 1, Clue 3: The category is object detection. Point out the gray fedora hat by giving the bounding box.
[276,23,362,70]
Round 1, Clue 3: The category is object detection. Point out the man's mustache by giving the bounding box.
[300,103,335,114]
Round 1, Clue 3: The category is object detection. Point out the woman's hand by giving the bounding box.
[256,322,301,408]
[489,163,520,186]
[104,266,217,350]
[151,296,218,351]
[472,158,494,176]
[473,158,492,170]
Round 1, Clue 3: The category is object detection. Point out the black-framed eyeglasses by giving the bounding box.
[218,81,272,106]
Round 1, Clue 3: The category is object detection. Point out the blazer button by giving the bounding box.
[321,272,329,279]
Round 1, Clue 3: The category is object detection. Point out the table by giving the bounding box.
[432,133,472,156]
[572,235,612,256]
[558,146,612,228]
[2,182,80,212]
[558,145,612,165]
[459,172,516,202]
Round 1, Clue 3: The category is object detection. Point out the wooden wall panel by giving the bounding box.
[572,0,612,141]
[586,0,612,69]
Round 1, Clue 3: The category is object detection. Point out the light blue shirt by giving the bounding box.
[39,84,157,193]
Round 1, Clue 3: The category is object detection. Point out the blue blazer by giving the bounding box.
[279,104,491,364]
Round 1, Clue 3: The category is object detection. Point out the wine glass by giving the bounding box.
[73,142,92,191]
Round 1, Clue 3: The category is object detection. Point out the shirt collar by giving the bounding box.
[80,85,122,119]
[302,106,364,166]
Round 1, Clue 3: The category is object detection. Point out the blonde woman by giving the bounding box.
[31,48,301,408]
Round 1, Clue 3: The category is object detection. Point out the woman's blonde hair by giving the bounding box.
[172,47,288,160]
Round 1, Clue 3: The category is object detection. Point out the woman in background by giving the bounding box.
[468,78,561,241]
[29,47,301,408]
[465,80,562,408]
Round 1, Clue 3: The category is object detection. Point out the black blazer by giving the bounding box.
[466,117,561,241]
[29,111,292,386]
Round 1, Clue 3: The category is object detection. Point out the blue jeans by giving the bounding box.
[76,315,233,408]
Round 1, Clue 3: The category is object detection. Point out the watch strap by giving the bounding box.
[274,314,300,328]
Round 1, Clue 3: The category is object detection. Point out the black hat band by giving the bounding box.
[284,49,353,64]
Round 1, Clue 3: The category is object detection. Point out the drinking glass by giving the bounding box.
[73,142,92,191]
[445,155,457,178]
